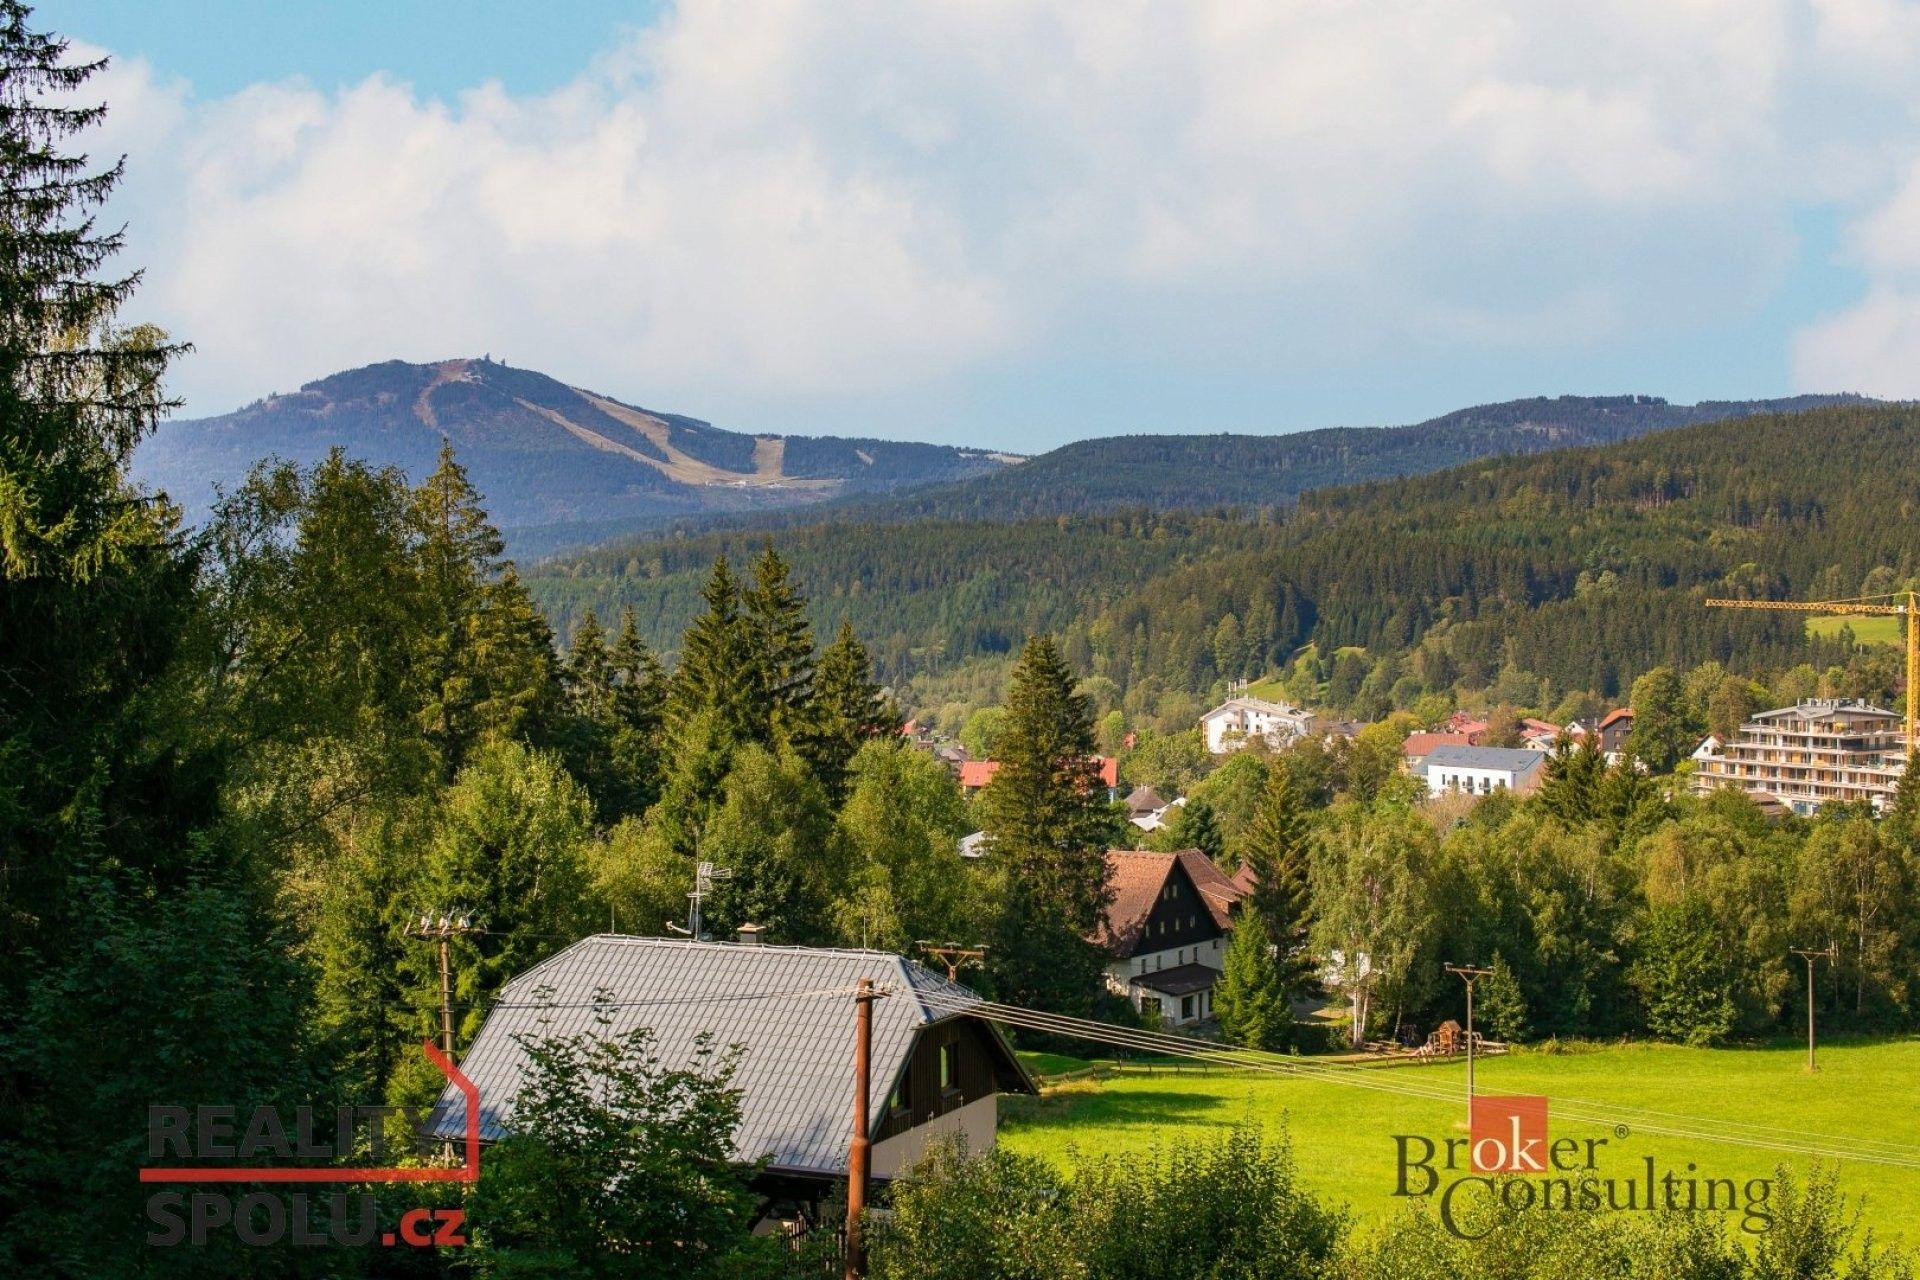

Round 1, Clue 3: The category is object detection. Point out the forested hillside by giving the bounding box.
[809,392,1870,524]
[530,402,1920,727]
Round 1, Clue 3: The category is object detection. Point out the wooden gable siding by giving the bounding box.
[1127,859,1224,959]
[874,1018,1007,1142]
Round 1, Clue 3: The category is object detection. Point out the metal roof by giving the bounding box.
[1421,744,1547,774]
[1751,700,1898,721]
[427,935,1030,1178]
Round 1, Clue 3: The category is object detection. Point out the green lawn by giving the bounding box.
[1806,614,1903,646]
[1001,1039,1920,1243]
[1242,676,1292,703]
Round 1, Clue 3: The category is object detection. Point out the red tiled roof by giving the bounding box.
[1095,851,1172,953]
[1599,707,1634,730]
[959,756,1118,791]
[1520,718,1561,735]
[958,760,999,789]
[1403,731,1472,759]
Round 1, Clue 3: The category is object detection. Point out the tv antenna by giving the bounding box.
[688,861,732,941]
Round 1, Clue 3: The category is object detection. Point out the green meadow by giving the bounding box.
[1004,1039,1920,1244]
[1806,614,1904,645]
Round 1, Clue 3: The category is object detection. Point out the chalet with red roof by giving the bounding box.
[1095,849,1246,1026]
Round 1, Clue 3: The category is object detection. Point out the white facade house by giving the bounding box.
[1199,697,1316,754]
[1421,744,1546,797]
[1096,849,1246,1026]
[1691,701,1906,816]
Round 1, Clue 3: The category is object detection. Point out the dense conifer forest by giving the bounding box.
[530,402,1920,726]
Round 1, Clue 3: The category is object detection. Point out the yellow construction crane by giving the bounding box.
[1704,591,1920,755]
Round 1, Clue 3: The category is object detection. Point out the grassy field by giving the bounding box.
[1806,614,1903,645]
[1001,1038,1920,1243]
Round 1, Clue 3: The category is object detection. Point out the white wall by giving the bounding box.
[1425,765,1531,797]
[871,1094,999,1179]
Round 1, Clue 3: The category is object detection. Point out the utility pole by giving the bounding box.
[1792,945,1838,1072]
[1445,963,1493,1128]
[405,912,479,1058]
[915,942,988,982]
[844,978,887,1280]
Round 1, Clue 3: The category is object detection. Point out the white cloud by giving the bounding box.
[77,1,1920,423]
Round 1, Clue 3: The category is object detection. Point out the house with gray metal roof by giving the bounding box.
[1420,744,1547,797]
[428,934,1034,1206]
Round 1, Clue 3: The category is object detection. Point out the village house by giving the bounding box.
[1594,707,1634,759]
[1199,696,1316,754]
[1517,718,1566,751]
[1444,711,1490,742]
[1095,849,1245,1025]
[1402,730,1473,771]
[430,935,1036,1228]
[1420,744,1547,797]
[1690,700,1907,816]
[1124,785,1172,831]
[959,756,1120,799]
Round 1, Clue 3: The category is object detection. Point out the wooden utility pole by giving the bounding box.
[1445,964,1493,1127]
[915,942,987,982]
[1792,945,1838,1072]
[405,912,478,1057]
[845,978,879,1280]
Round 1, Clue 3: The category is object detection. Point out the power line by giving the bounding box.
[908,989,1920,1172]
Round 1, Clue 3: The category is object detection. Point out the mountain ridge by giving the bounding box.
[811,392,1878,526]
[133,356,1019,534]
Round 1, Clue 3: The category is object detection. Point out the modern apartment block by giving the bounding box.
[1690,700,1908,816]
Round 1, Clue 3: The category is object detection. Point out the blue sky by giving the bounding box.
[49,1,1920,450]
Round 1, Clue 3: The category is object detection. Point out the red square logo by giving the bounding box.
[1471,1095,1548,1173]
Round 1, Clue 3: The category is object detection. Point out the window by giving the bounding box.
[1181,995,1195,1020]
[890,1077,910,1114]
[939,1041,959,1093]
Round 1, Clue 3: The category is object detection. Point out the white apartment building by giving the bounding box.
[1420,744,1546,797]
[1199,697,1316,755]
[1690,700,1907,816]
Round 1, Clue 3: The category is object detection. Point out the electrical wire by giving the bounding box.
[910,988,1920,1171]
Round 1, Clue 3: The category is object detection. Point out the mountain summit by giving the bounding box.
[134,357,1018,538]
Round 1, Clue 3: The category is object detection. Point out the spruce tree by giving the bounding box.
[565,610,615,720]
[670,556,757,742]
[1214,905,1295,1051]
[0,14,306,1266]
[1238,762,1316,993]
[412,443,556,773]
[606,607,668,817]
[743,541,816,746]
[1540,734,1603,825]
[980,635,1119,1014]
[1177,797,1227,865]
[809,618,893,804]
[1889,752,1920,838]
